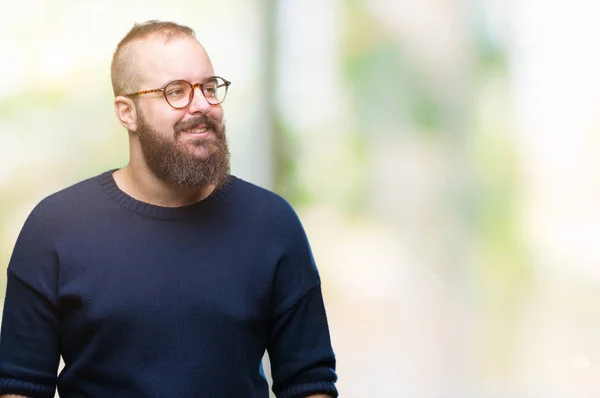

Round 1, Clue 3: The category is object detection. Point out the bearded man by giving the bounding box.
[0,20,337,398]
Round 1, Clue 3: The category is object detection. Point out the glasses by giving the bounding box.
[123,76,231,109]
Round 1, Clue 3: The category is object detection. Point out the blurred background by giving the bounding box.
[2,0,600,396]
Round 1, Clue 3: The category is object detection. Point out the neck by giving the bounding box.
[113,163,216,208]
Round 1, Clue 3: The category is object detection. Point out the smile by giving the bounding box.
[180,126,212,139]
[186,127,209,134]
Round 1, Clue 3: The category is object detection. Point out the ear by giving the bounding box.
[114,96,139,132]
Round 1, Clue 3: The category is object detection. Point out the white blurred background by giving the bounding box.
[2,0,600,396]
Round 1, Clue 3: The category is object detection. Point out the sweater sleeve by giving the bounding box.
[267,211,338,398]
[0,205,61,398]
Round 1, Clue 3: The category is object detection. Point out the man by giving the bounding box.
[0,21,337,398]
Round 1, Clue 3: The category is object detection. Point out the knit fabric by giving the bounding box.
[0,170,337,398]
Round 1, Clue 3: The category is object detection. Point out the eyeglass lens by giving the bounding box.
[164,77,228,108]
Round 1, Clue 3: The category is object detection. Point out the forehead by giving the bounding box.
[133,36,215,87]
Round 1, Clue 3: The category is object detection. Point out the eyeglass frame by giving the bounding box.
[122,76,232,109]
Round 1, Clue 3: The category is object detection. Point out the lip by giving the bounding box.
[181,126,211,138]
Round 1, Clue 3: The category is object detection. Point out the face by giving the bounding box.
[130,36,230,188]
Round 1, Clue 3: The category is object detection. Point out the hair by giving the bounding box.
[111,20,196,97]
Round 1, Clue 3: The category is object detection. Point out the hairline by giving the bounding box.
[111,22,197,97]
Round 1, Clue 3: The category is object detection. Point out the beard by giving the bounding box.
[136,108,230,190]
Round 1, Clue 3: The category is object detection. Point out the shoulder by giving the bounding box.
[228,176,300,220]
[227,176,307,236]
[24,171,110,230]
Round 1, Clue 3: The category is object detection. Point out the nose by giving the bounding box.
[187,85,211,115]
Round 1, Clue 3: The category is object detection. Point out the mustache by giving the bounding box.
[174,115,221,135]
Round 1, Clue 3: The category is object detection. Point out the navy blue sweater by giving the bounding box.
[0,170,337,398]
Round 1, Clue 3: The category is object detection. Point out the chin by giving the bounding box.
[184,145,215,159]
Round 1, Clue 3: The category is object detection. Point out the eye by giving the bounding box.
[203,86,216,97]
[166,88,185,98]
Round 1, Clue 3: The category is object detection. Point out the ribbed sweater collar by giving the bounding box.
[98,169,233,220]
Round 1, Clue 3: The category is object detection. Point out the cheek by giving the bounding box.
[153,120,175,136]
[162,111,187,133]
[209,106,224,121]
